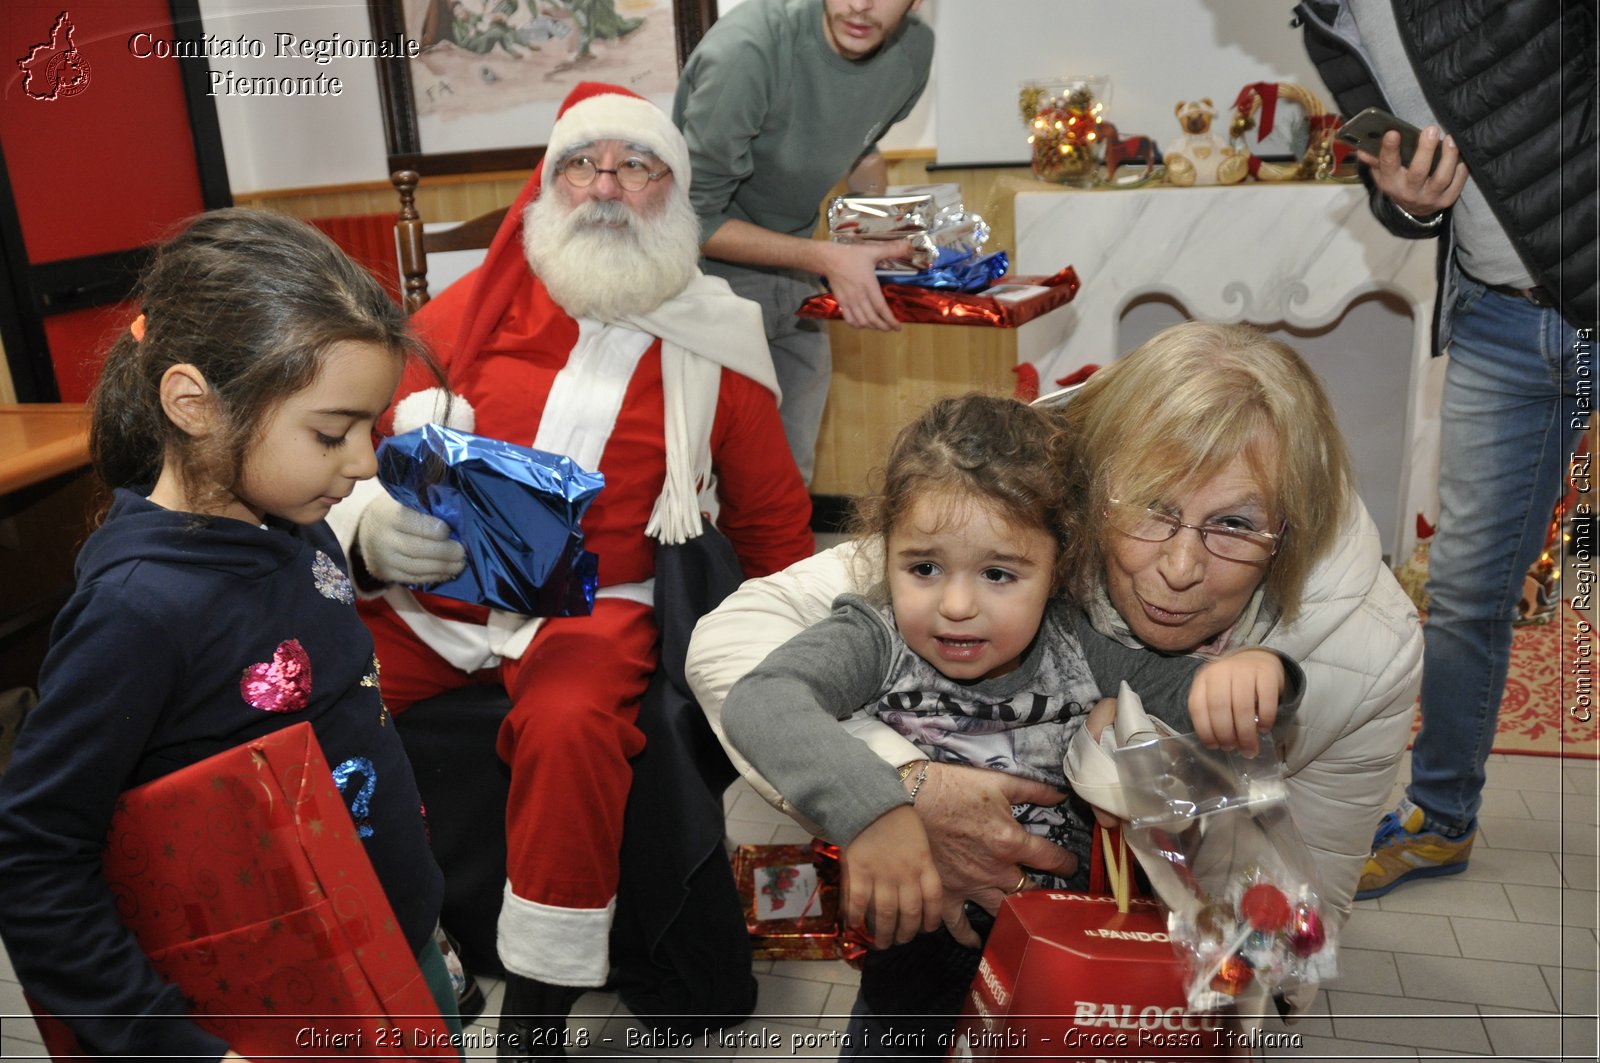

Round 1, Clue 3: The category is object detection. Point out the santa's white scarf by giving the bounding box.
[621,271,780,544]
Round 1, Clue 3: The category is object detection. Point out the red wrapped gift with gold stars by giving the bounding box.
[29,722,451,1060]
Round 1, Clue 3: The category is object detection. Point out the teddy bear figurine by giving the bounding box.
[1164,99,1249,186]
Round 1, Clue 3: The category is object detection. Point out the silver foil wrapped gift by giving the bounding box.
[829,182,989,274]
[376,424,604,616]
[827,192,937,236]
[867,213,993,274]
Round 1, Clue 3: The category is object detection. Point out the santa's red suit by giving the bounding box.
[330,83,813,989]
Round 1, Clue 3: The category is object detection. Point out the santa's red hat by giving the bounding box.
[541,80,690,190]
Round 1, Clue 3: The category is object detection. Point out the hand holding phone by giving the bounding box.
[1336,105,1469,220]
[1336,106,1438,173]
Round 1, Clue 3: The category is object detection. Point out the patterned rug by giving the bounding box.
[1409,600,1599,759]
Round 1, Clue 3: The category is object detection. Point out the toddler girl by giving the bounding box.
[0,209,456,1060]
[721,395,1297,1021]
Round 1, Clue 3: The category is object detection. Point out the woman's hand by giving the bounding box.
[910,762,1077,946]
[1188,647,1284,756]
[1083,697,1125,829]
[1358,125,1469,220]
[841,805,944,949]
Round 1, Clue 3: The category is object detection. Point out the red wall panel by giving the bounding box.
[2,1,205,261]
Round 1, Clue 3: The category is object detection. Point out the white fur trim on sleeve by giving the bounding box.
[392,388,475,435]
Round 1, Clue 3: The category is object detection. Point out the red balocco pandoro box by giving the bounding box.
[949,890,1248,1062]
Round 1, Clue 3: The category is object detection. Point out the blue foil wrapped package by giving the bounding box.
[376,424,604,616]
[880,250,1010,292]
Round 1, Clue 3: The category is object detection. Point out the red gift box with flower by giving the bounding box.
[29,722,451,1060]
[730,843,842,961]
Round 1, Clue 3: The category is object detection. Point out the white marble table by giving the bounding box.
[1013,181,1443,559]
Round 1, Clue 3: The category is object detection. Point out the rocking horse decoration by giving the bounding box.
[1228,82,1345,181]
[1100,122,1161,183]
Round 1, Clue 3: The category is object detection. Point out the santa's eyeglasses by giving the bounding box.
[557,154,671,192]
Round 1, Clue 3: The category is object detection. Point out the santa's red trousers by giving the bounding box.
[361,595,656,978]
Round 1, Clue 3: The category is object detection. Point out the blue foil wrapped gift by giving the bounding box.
[881,250,1011,292]
[376,424,604,616]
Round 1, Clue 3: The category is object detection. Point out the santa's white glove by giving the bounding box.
[356,492,466,585]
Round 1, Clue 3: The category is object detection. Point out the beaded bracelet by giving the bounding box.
[907,760,930,803]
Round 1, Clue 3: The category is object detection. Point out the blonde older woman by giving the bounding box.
[688,322,1422,1044]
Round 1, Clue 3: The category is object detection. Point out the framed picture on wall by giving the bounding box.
[368,0,716,176]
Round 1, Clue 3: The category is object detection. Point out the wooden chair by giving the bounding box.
[390,169,509,313]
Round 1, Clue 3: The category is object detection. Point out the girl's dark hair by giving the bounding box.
[89,208,433,510]
[851,393,1074,593]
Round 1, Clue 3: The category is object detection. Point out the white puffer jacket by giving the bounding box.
[686,500,1422,927]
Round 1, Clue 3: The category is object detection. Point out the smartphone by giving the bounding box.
[1336,106,1438,172]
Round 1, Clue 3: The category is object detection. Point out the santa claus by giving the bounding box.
[329,81,813,1058]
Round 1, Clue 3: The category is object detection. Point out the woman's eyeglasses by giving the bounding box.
[1106,500,1285,563]
[557,155,671,192]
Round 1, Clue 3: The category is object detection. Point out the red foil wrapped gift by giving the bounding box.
[30,722,451,1060]
[796,267,1080,328]
[731,843,841,961]
[809,838,870,967]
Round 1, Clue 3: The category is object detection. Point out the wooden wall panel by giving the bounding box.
[811,320,1020,498]
[237,172,531,226]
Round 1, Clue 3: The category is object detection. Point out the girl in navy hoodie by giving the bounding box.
[0,209,457,1060]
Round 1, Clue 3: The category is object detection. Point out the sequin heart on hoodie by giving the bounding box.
[240,639,312,713]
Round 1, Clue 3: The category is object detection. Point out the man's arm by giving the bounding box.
[706,372,816,578]
[699,219,907,332]
[675,29,908,332]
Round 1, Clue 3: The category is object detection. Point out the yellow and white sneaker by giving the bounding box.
[1355,799,1474,900]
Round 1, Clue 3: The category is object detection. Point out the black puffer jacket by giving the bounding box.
[1297,0,1596,350]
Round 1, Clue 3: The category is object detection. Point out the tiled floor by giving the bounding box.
[5,753,1594,1061]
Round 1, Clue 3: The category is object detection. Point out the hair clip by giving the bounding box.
[129,314,146,342]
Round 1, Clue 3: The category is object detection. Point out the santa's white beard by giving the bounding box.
[522,190,701,321]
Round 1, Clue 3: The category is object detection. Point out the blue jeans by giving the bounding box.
[1408,275,1588,831]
